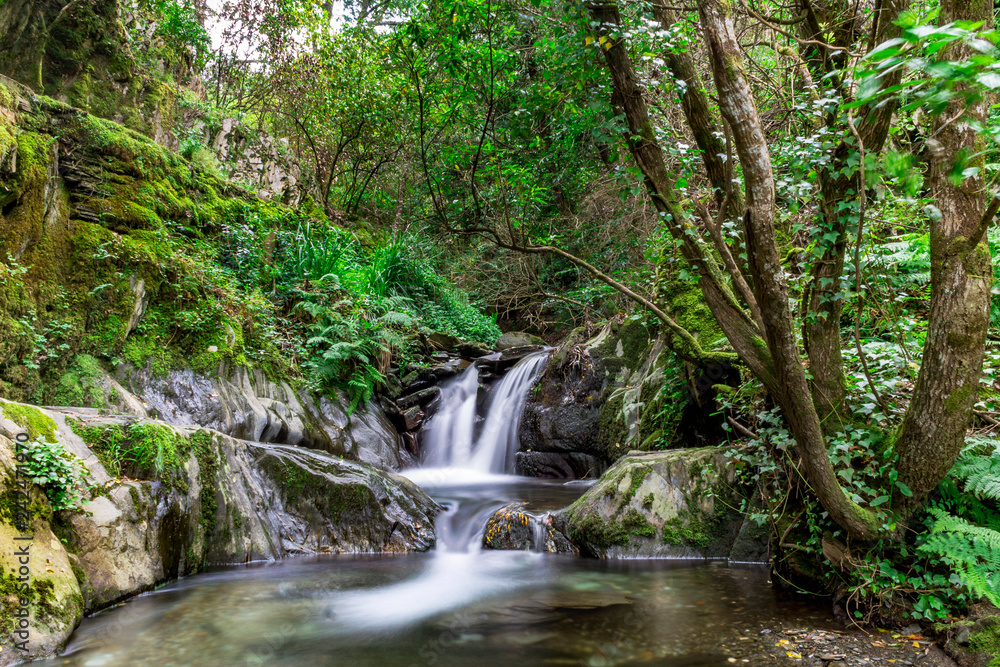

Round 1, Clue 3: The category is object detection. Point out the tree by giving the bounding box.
[583,0,996,541]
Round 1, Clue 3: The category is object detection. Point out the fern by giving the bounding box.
[918,509,1000,607]
[920,439,1000,607]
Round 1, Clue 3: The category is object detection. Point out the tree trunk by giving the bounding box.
[695,0,879,540]
[894,0,993,509]
[799,0,908,430]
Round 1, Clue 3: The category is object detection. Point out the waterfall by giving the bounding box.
[413,350,549,476]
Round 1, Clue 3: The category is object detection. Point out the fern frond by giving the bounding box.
[918,508,1000,606]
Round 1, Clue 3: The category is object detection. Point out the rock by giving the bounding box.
[942,603,1000,667]
[429,357,471,379]
[0,440,83,664]
[559,447,762,559]
[428,331,462,351]
[0,402,440,661]
[482,502,577,554]
[125,276,148,335]
[455,342,491,359]
[513,451,604,479]
[401,432,419,456]
[397,386,441,410]
[519,317,736,477]
[496,331,546,350]
[402,405,425,431]
[109,363,410,470]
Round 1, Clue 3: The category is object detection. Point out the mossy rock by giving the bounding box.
[561,447,759,559]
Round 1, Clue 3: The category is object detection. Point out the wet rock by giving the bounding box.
[560,447,763,559]
[496,331,546,350]
[402,405,425,431]
[520,317,736,474]
[455,341,491,359]
[401,432,419,456]
[482,502,577,554]
[105,363,409,470]
[513,451,604,479]
[0,401,440,654]
[397,386,441,410]
[0,440,83,664]
[430,357,471,380]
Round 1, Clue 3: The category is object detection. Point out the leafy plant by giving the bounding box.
[918,439,1000,608]
[19,439,89,512]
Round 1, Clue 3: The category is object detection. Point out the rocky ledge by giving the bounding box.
[0,400,439,664]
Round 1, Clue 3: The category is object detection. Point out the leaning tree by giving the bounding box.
[583,0,996,541]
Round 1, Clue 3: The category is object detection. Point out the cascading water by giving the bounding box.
[410,350,550,478]
[332,351,557,631]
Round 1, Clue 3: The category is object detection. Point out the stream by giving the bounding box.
[39,353,836,667]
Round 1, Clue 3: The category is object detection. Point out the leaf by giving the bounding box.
[977,72,1000,89]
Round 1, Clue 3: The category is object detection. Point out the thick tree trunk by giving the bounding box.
[894,0,993,509]
[696,0,879,540]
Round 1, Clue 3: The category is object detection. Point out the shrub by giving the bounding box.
[19,439,88,512]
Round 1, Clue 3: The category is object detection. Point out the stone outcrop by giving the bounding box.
[482,501,577,554]
[495,331,546,350]
[559,447,767,560]
[519,316,735,479]
[45,361,415,472]
[0,401,439,664]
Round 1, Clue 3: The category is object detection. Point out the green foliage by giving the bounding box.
[18,439,88,512]
[918,439,1000,609]
[301,297,411,411]
[73,421,185,482]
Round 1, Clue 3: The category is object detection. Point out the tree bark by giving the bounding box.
[798,0,907,430]
[696,0,879,540]
[894,0,993,509]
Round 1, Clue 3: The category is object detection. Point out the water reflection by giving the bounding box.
[43,480,829,667]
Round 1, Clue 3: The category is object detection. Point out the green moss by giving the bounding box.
[625,465,650,502]
[2,402,58,441]
[567,505,656,551]
[51,354,107,408]
[188,430,219,551]
[969,615,1000,666]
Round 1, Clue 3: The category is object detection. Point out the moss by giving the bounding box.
[2,402,58,441]
[624,465,650,503]
[969,615,1000,666]
[567,504,657,552]
[51,354,107,408]
[188,429,219,551]
[0,565,32,635]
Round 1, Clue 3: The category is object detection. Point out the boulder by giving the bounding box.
[482,502,577,554]
[560,447,765,560]
[942,603,1000,667]
[513,451,604,479]
[86,362,415,470]
[478,345,547,373]
[495,332,546,350]
[519,316,735,475]
[0,401,440,663]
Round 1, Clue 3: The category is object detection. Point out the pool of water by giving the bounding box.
[42,479,833,667]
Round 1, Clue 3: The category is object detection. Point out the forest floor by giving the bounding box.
[715,622,956,666]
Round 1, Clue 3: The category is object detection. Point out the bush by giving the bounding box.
[19,438,88,512]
